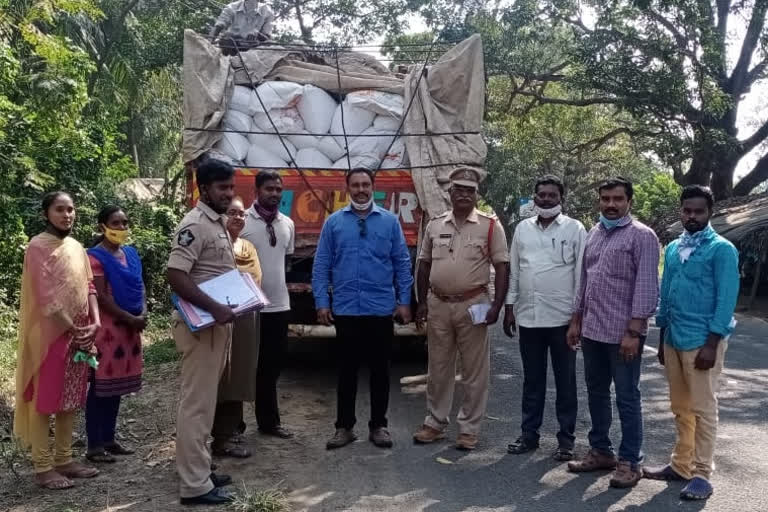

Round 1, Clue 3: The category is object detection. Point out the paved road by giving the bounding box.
[230,314,768,512]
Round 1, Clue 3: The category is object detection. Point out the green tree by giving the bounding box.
[633,172,682,225]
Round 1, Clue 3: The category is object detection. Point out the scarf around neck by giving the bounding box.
[678,223,715,263]
[254,201,278,225]
[88,245,144,315]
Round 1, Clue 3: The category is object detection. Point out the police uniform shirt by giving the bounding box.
[419,208,509,295]
[167,201,236,284]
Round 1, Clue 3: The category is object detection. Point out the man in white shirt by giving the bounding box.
[210,0,274,49]
[504,175,587,461]
[241,170,295,439]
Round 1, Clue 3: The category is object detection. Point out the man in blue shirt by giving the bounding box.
[644,185,739,501]
[312,168,413,450]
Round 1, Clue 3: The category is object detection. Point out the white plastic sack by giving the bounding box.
[287,130,320,150]
[330,101,376,148]
[347,90,404,118]
[373,115,402,132]
[380,137,407,169]
[253,108,305,134]
[222,110,253,134]
[317,136,345,162]
[253,81,303,112]
[245,145,287,168]
[348,128,392,159]
[247,133,296,162]
[206,149,242,167]
[229,86,259,116]
[298,85,337,134]
[294,148,333,169]
[214,132,250,161]
[333,154,380,170]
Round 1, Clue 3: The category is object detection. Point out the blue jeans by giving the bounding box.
[582,337,644,465]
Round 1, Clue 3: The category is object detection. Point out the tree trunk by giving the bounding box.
[685,153,737,201]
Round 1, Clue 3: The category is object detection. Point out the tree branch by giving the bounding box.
[746,59,768,87]
[733,151,768,195]
[729,0,768,95]
[645,9,698,63]
[716,0,731,40]
[739,117,768,155]
[514,89,621,106]
[567,128,633,154]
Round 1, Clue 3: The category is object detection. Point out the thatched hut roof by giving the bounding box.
[654,192,768,255]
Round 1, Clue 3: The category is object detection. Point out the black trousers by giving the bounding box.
[519,325,577,448]
[334,315,393,430]
[255,311,290,430]
[85,386,121,451]
[212,401,243,445]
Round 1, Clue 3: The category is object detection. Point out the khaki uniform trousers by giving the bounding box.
[173,313,232,498]
[424,292,490,436]
[666,340,727,481]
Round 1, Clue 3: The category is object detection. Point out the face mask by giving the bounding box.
[103,226,129,245]
[351,196,373,211]
[533,204,562,219]
[599,214,621,230]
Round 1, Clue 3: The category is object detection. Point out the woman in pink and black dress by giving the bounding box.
[85,205,146,463]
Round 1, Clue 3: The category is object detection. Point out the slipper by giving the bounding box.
[643,464,687,481]
[54,462,99,479]
[680,477,713,500]
[211,444,251,459]
[86,451,117,464]
[36,471,74,490]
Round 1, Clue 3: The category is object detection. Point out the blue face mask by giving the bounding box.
[599,214,621,230]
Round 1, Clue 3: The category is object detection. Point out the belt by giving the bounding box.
[432,286,487,303]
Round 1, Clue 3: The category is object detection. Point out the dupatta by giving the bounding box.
[14,233,92,446]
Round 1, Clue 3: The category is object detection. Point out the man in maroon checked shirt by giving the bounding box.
[566,177,659,489]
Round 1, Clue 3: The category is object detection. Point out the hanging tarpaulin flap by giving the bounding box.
[183,30,233,163]
[404,34,487,221]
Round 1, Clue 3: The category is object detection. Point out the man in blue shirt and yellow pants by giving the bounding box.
[645,185,740,501]
[313,167,413,450]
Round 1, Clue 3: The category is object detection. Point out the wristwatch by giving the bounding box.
[626,329,642,339]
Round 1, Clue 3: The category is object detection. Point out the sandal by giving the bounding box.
[553,447,574,462]
[86,450,117,464]
[680,477,713,500]
[36,470,74,490]
[105,442,135,455]
[211,443,251,459]
[54,462,100,479]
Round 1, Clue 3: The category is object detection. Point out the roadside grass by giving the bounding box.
[143,314,179,365]
[231,483,291,512]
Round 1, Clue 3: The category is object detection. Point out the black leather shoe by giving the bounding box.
[180,487,234,505]
[259,426,294,439]
[210,473,232,487]
[507,437,539,455]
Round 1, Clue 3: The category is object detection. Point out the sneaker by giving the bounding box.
[456,433,478,451]
[413,425,446,444]
[643,464,688,481]
[567,449,618,473]
[680,477,713,500]
[369,427,393,448]
[326,428,357,450]
[609,460,642,488]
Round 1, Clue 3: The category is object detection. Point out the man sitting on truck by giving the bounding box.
[313,167,414,450]
[209,0,274,52]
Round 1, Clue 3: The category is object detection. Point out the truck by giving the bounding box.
[182,30,487,338]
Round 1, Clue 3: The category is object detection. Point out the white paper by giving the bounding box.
[468,303,492,325]
[189,269,265,326]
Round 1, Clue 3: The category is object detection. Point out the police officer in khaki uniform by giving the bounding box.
[413,167,510,451]
[167,159,237,506]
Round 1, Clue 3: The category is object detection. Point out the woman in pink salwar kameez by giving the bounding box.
[14,191,102,490]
